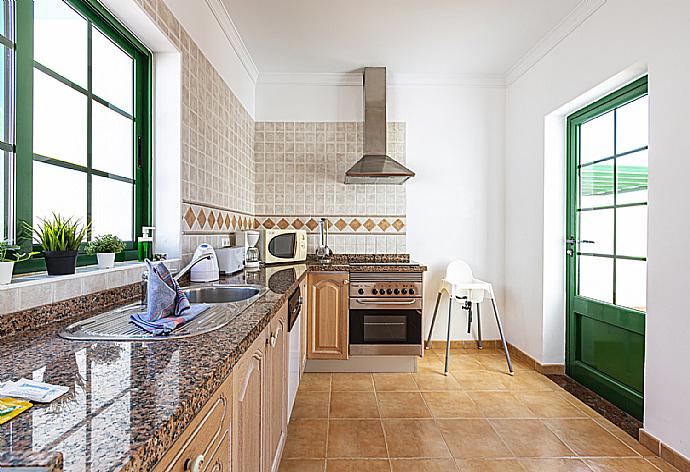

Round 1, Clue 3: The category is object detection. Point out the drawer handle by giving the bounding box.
[185,454,205,472]
[270,333,277,347]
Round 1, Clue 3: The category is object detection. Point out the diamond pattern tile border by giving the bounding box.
[256,216,405,233]
[182,202,259,233]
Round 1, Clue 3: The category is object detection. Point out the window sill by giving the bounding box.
[0,259,181,315]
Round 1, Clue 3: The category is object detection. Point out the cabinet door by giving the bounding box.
[307,272,349,360]
[266,305,288,471]
[233,330,267,472]
[299,278,308,377]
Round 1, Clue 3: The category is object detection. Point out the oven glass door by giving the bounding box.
[268,233,297,259]
[349,309,422,345]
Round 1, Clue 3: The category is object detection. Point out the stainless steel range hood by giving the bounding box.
[345,67,415,185]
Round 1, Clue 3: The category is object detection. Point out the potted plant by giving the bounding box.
[86,234,126,269]
[24,213,90,276]
[0,241,36,285]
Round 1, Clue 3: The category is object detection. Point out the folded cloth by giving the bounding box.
[131,259,209,335]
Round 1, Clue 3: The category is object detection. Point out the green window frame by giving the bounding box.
[10,0,152,273]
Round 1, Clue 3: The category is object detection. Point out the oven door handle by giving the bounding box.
[354,299,417,305]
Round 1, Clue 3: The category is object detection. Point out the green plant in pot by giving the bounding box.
[0,241,37,285]
[24,213,90,276]
[86,234,125,269]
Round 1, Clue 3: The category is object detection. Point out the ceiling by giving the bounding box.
[221,0,582,77]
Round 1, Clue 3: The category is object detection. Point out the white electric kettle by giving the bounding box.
[190,244,220,282]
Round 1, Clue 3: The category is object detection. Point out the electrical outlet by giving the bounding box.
[221,237,231,247]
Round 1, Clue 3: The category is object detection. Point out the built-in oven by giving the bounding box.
[349,271,423,356]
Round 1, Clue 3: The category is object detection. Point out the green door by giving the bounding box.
[566,76,648,420]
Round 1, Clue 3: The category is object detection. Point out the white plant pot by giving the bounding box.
[0,261,14,285]
[97,253,116,269]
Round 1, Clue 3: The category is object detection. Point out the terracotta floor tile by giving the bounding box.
[383,419,451,458]
[283,419,328,458]
[279,458,326,472]
[326,459,392,472]
[513,391,588,418]
[475,354,525,373]
[591,416,656,457]
[501,371,557,391]
[377,391,432,418]
[327,419,388,458]
[489,419,575,458]
[436,419,513,459]
[585,458,664,471]
[421,391,482,418]
[390,458,458,471]
[452,370,510,391]
[446,355,484,371]
[519,458,591,471]
[291,391,330,419]
[455,458,524,471]
[412,372,462,391]
[332,373,375,391]
[330,391,380,418]
[646,457,681,472]
[467,391,537,418]
[543,419,638,457]
[373,373,419,391]
[300,373,332,392]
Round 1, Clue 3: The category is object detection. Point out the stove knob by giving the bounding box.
[394,288,400,295]
[386,288,393,295]
[409,288,415,295]
[401,288,408,295]
[372,288,378,295]
[358,288,364,295]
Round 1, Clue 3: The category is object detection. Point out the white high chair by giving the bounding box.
[425,260,513,376]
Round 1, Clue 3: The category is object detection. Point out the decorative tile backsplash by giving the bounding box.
[136,0,255,260]
[254,122,407,254]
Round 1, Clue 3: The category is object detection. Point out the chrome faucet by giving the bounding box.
[140,254,213,306]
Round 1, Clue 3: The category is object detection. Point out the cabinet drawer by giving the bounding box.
[204,429,230,472]
[155,377,231,472]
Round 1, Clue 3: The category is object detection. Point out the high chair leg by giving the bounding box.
[476,302,483,349]
[444,298,452,376]
[425,292,442,350]
[491,298,514,375]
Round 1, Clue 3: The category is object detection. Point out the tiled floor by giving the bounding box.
[279,348,678,472]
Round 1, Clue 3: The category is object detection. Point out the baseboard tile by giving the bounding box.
[507,343,566,375]
[639,429,690,472]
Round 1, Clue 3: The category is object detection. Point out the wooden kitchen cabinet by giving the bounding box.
[299,277,307,376]
[307,272,349,360]
[232,327,268,472]
[266,304,288,471]
[153,372,232,472]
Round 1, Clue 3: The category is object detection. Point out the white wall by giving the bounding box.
[257,79,506,341]
[505,0,690,458]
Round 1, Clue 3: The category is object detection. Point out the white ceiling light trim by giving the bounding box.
[258,72,505,88]
[205,0,259,83]
[505,0,607,85]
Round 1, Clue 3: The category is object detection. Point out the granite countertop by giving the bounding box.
[0,256,426,471]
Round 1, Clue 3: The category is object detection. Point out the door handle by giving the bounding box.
[355,299,416,305]
[566,238,595,245]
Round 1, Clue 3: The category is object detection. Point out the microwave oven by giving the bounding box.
[262,229,307,264]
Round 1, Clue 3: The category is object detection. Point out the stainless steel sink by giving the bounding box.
[183,285,261,304]
[59,285,267,341]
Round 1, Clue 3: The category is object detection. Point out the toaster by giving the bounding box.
[216,246,246,275]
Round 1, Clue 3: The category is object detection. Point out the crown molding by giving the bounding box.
[205,0,259,84]
[505,0,607,85]
[258,72,505,88]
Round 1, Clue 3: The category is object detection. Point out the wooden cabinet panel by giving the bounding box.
[299,278,307,377]
[266,304,288,472]
[307,272,349,360]
[233,328,268,472]
[154,373,232,472]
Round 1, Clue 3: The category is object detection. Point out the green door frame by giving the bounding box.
[565,76,648,420]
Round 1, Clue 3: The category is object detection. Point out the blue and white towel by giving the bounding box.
[131,260,209,335]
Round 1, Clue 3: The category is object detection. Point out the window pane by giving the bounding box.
[33,161,87,227]
[580,162,613,208]
[616,259,646,312]
[616,205,647,258]
[616,96,648,154]
[33,70,87,165]
[34,0,87,87]
[0,43,11,144]
[0,0,9,38]
[92,102,133,178]
[91,176,133,240]
[579,255,613,304]
[616,150,648,205]
[579,208,613,255]
[1,151,9,240]
[580,111,614,165]
[92,27,133,114]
